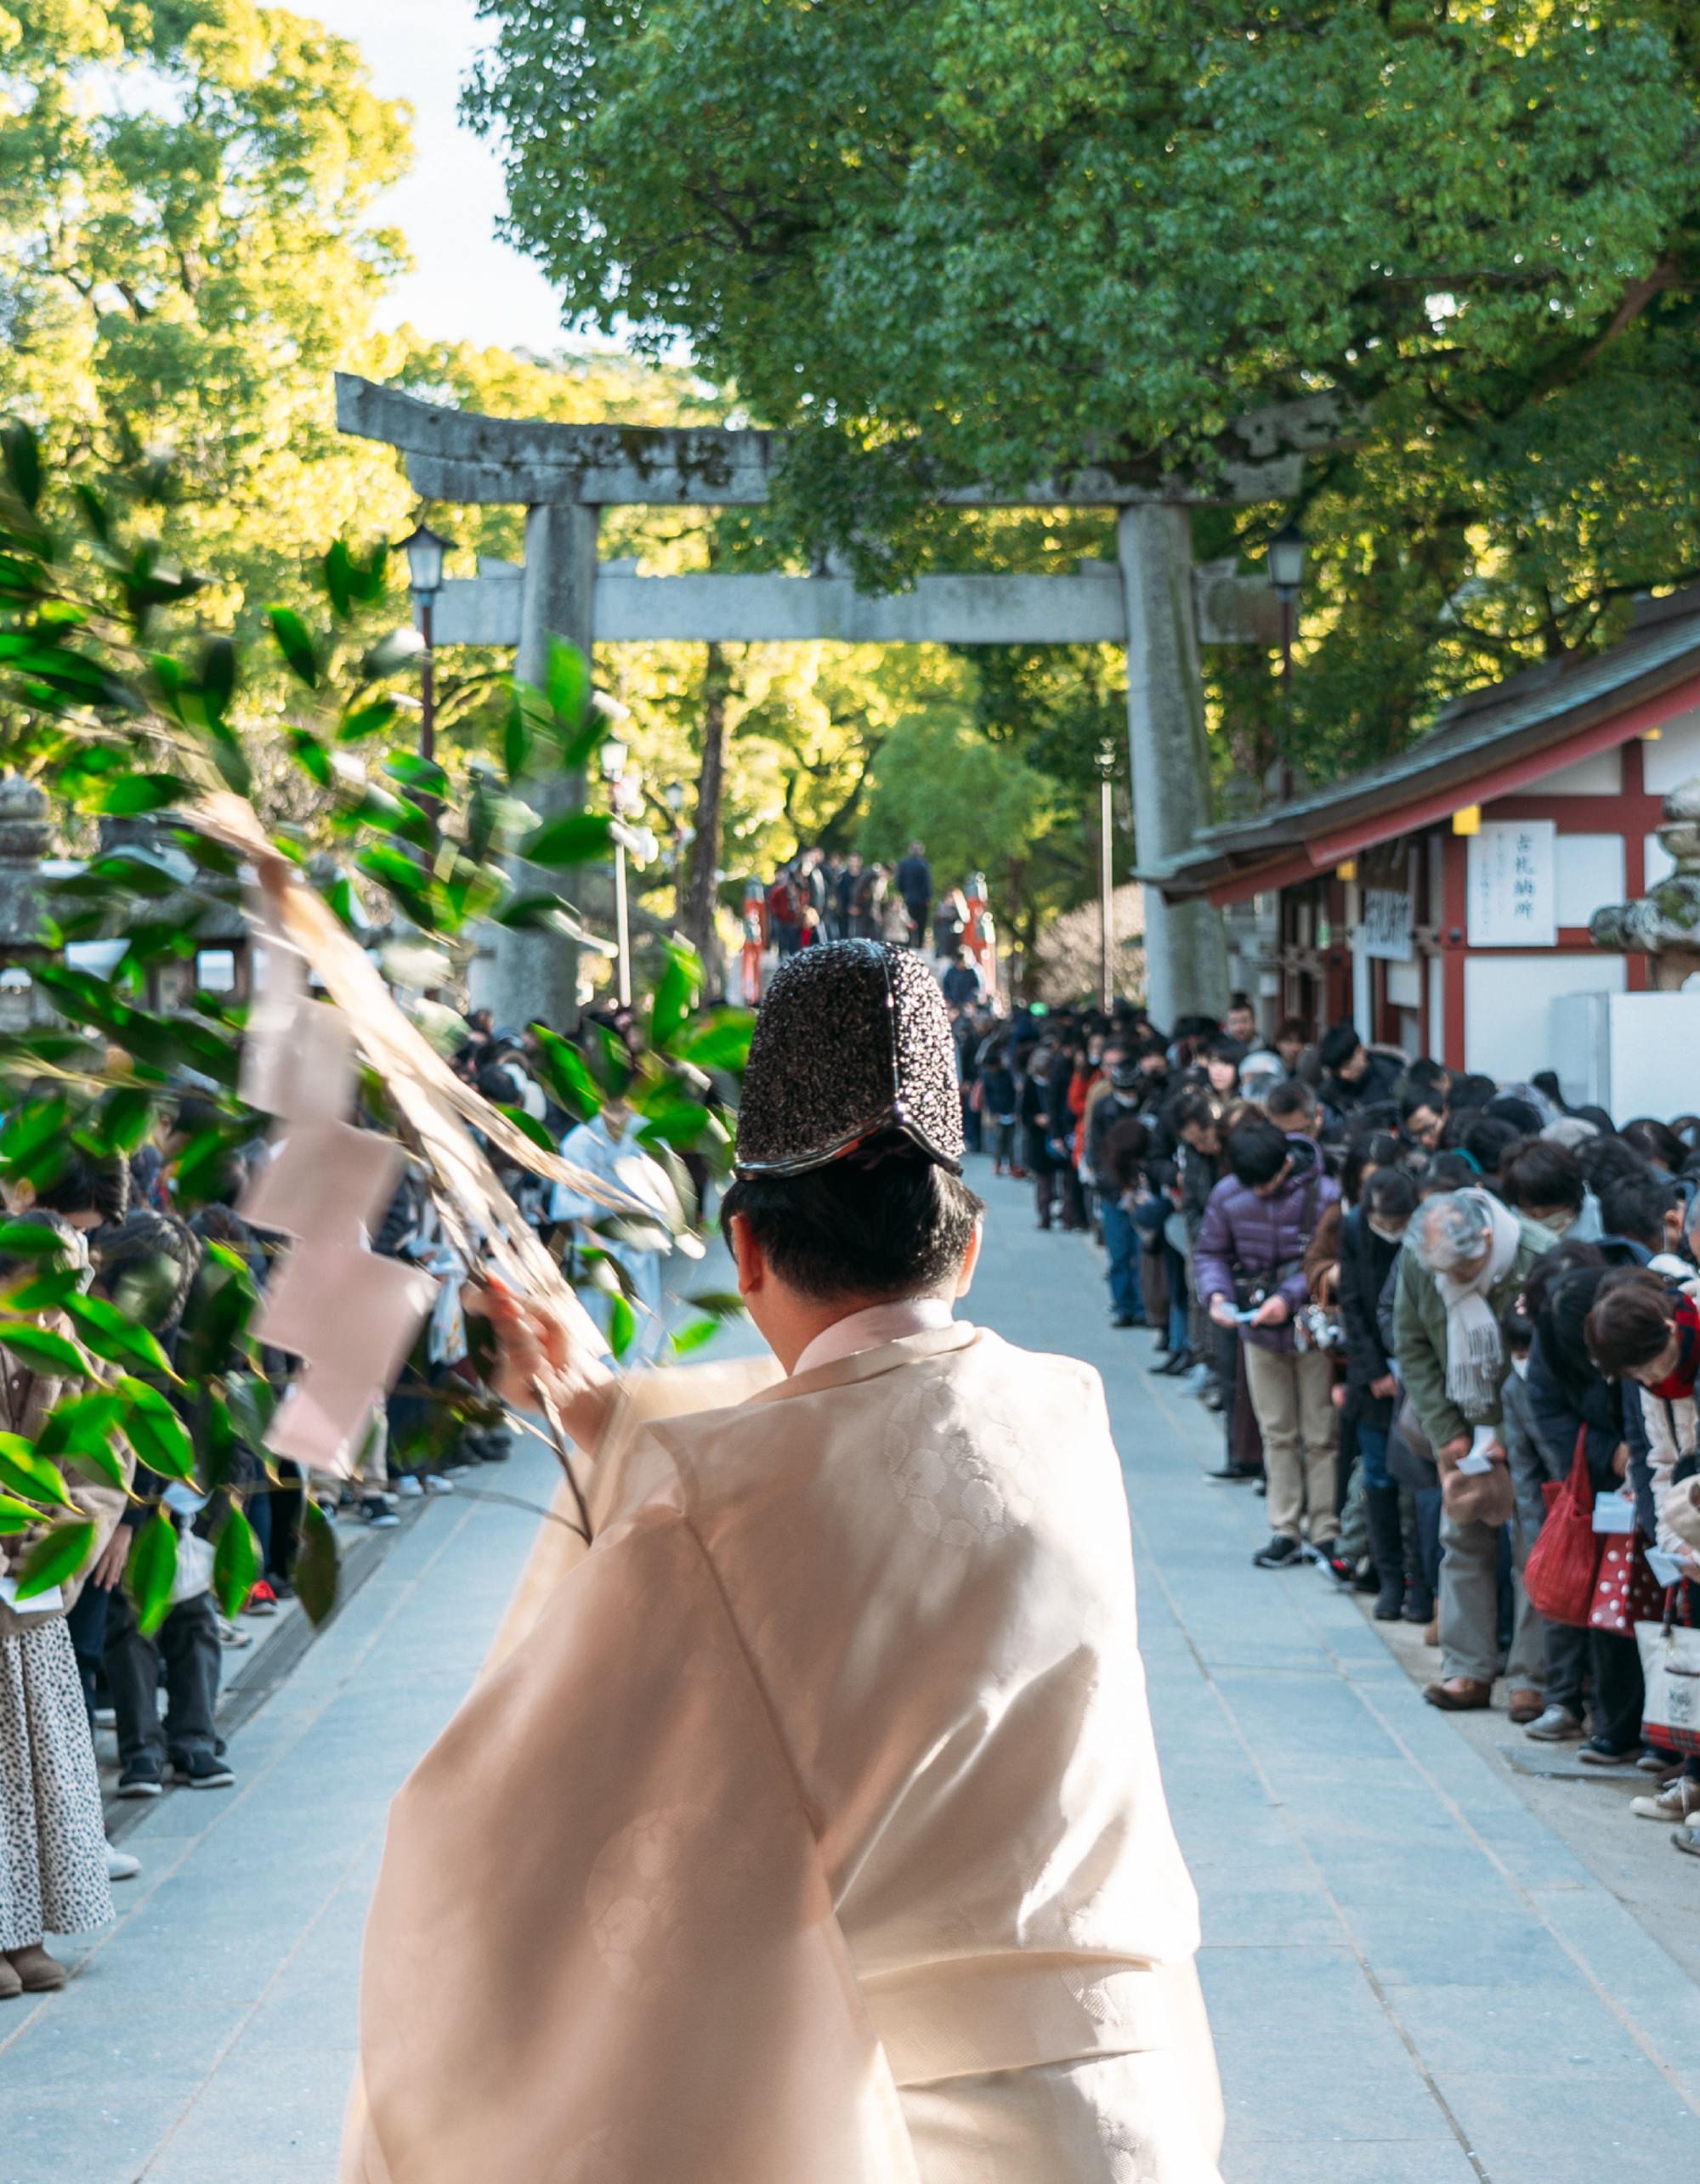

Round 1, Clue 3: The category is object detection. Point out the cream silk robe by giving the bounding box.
[342,1321,1224,2184]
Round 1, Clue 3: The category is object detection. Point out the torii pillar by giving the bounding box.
[1119,506,1230,1027]
[486,501,598,1030]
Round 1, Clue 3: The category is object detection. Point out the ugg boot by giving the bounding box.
[0,1954,20,2000]
[5,1944,66,1992]
[1363,1484,1408,1621]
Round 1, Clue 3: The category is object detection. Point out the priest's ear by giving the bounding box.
[726,1209,768,1299]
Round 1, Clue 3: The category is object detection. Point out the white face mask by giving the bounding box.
[1510,1355,1529,1379]
[1368,1217,1407,1242]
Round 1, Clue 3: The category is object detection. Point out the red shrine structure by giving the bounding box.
[1148,587,1700,1081]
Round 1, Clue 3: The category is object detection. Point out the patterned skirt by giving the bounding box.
[0,1615,115,1949]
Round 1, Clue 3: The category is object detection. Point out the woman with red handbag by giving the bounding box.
[1584,1270,1700,1827]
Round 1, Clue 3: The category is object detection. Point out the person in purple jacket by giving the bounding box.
[1195,1114,1343,1569]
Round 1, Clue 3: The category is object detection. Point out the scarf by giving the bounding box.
[1649,1296,1700,1401]
[1435,1190,1522,1419]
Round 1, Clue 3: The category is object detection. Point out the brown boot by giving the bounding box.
[1424,1677,1493,1712]
[0,1955,20,2000]
[5,1944,66,1992]
[1507,1687,1544,1725]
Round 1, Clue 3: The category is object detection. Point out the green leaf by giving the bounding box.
[64,1294,176,1378]
[0,1219,70,1262]
[635,1100,720,1151]
[547,638,590,732]
[200,637,235,725]
[176,1258,255,1384]
[0,1436,72,1508]
[225,1372,275,1451]
[117,1378,195,1481]
[2,419,42,511]
[288,728,332,788]
[0,1096,70,1173]
[171,1123,247,1210]
[0,1492,45,1534]
[503,690,533,784]
[669,1317,721,1358]
[267,604,320,688]
[100,773,190,817]
[650,942,703,1051]
[294,1498,338,1627]
[338,695,399,744]
[608,1291,637,1361]
[36,1391,127,1491]
[323,540,354,619]
[212,1507,260,1617]
[13,1519,95,1600]
[82,1087,156,1157]
[384,751,448,801]
[583,1021,634,1100]
[677,1010,756,1073]
[521,811,614,869]
[497,1103,555,1154]
[529,1023,603,1120]
[0,1321,88,1377]
[128,1512,178,1637]
[2,1269,82,1312]
[683,1289,745,1319]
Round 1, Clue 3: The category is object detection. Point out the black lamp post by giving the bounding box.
[1266,519,1306,693]
[398,521,456,766]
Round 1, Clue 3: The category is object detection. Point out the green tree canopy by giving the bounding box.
[469,0,1700,777]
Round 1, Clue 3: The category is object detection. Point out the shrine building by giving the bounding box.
[1147,586,1700,1081]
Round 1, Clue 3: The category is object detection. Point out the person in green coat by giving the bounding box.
[1394,1188,1554,1713]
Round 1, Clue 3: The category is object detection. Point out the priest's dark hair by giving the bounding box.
[721,1134,984,1302]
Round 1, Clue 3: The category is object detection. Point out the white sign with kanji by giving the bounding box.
[1467,820,1556,948]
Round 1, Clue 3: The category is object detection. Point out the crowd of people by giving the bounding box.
[951,994,1700,1862]
[0,1004,689,1995]
[743,840,995,1005]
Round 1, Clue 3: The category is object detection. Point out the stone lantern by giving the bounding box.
[1590,778,1700,988]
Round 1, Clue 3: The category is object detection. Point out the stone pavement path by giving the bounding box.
[5,1169,1700,2181]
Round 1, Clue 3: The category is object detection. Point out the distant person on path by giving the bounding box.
[766,863,802,959]
[895,839,932,948]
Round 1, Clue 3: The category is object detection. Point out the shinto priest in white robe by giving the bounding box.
[341,946,1223,2183]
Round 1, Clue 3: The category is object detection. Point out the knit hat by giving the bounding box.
[734,941,964,1177]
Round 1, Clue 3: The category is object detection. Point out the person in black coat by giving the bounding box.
[1339,1163,1418,1617]
[1525,1255,1646,1758]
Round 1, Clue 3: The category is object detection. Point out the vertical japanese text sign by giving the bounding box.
[1466,820,1556,948]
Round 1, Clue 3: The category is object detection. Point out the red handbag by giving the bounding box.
[1587,1532,1665,1634]
[1524,1431,1603,1627]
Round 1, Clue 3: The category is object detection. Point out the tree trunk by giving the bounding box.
[683,641,731,989]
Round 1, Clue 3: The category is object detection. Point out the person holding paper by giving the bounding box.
[342,941,1225,2184]
[1394,1188,1553,1712]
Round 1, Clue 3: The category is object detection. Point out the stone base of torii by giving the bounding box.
[336,372,1344,1030]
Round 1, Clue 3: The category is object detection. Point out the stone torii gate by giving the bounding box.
[337,372,1341,1028]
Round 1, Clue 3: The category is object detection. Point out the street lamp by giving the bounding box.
[1096,743,1116,1010]
[1266,518,1305,687]
[396,520,456,766]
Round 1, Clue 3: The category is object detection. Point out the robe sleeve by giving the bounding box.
[343,1502,918,2184]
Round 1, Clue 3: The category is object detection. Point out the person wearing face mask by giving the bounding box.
[1499,1139,1602,1242]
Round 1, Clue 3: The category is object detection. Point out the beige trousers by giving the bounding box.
[1243,1343,1339,1543]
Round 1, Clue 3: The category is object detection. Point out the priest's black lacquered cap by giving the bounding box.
[734,941,965,1177]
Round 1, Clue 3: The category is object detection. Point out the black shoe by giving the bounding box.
[116,1757,163,1799]
[1207,1464,1258,1483]
[1253,1536,1303,1569]
[173,1750,235,1790]
[1374,1580,1405,1620]
[1402,1587,1435,1623]
[1110,1313,1137,1328]
[1576,1738,1640,1768]
[1313,1540,1353,1584]
[1156,1349,1195,1378]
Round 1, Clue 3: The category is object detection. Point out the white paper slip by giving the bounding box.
[0,1573,65,1615]
[1591,1493,1636,1536]
[1457,1425,1499,1477]
[1646,1548,1686,1587]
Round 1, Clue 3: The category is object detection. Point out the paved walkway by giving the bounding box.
[5,1168,1700,2181]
